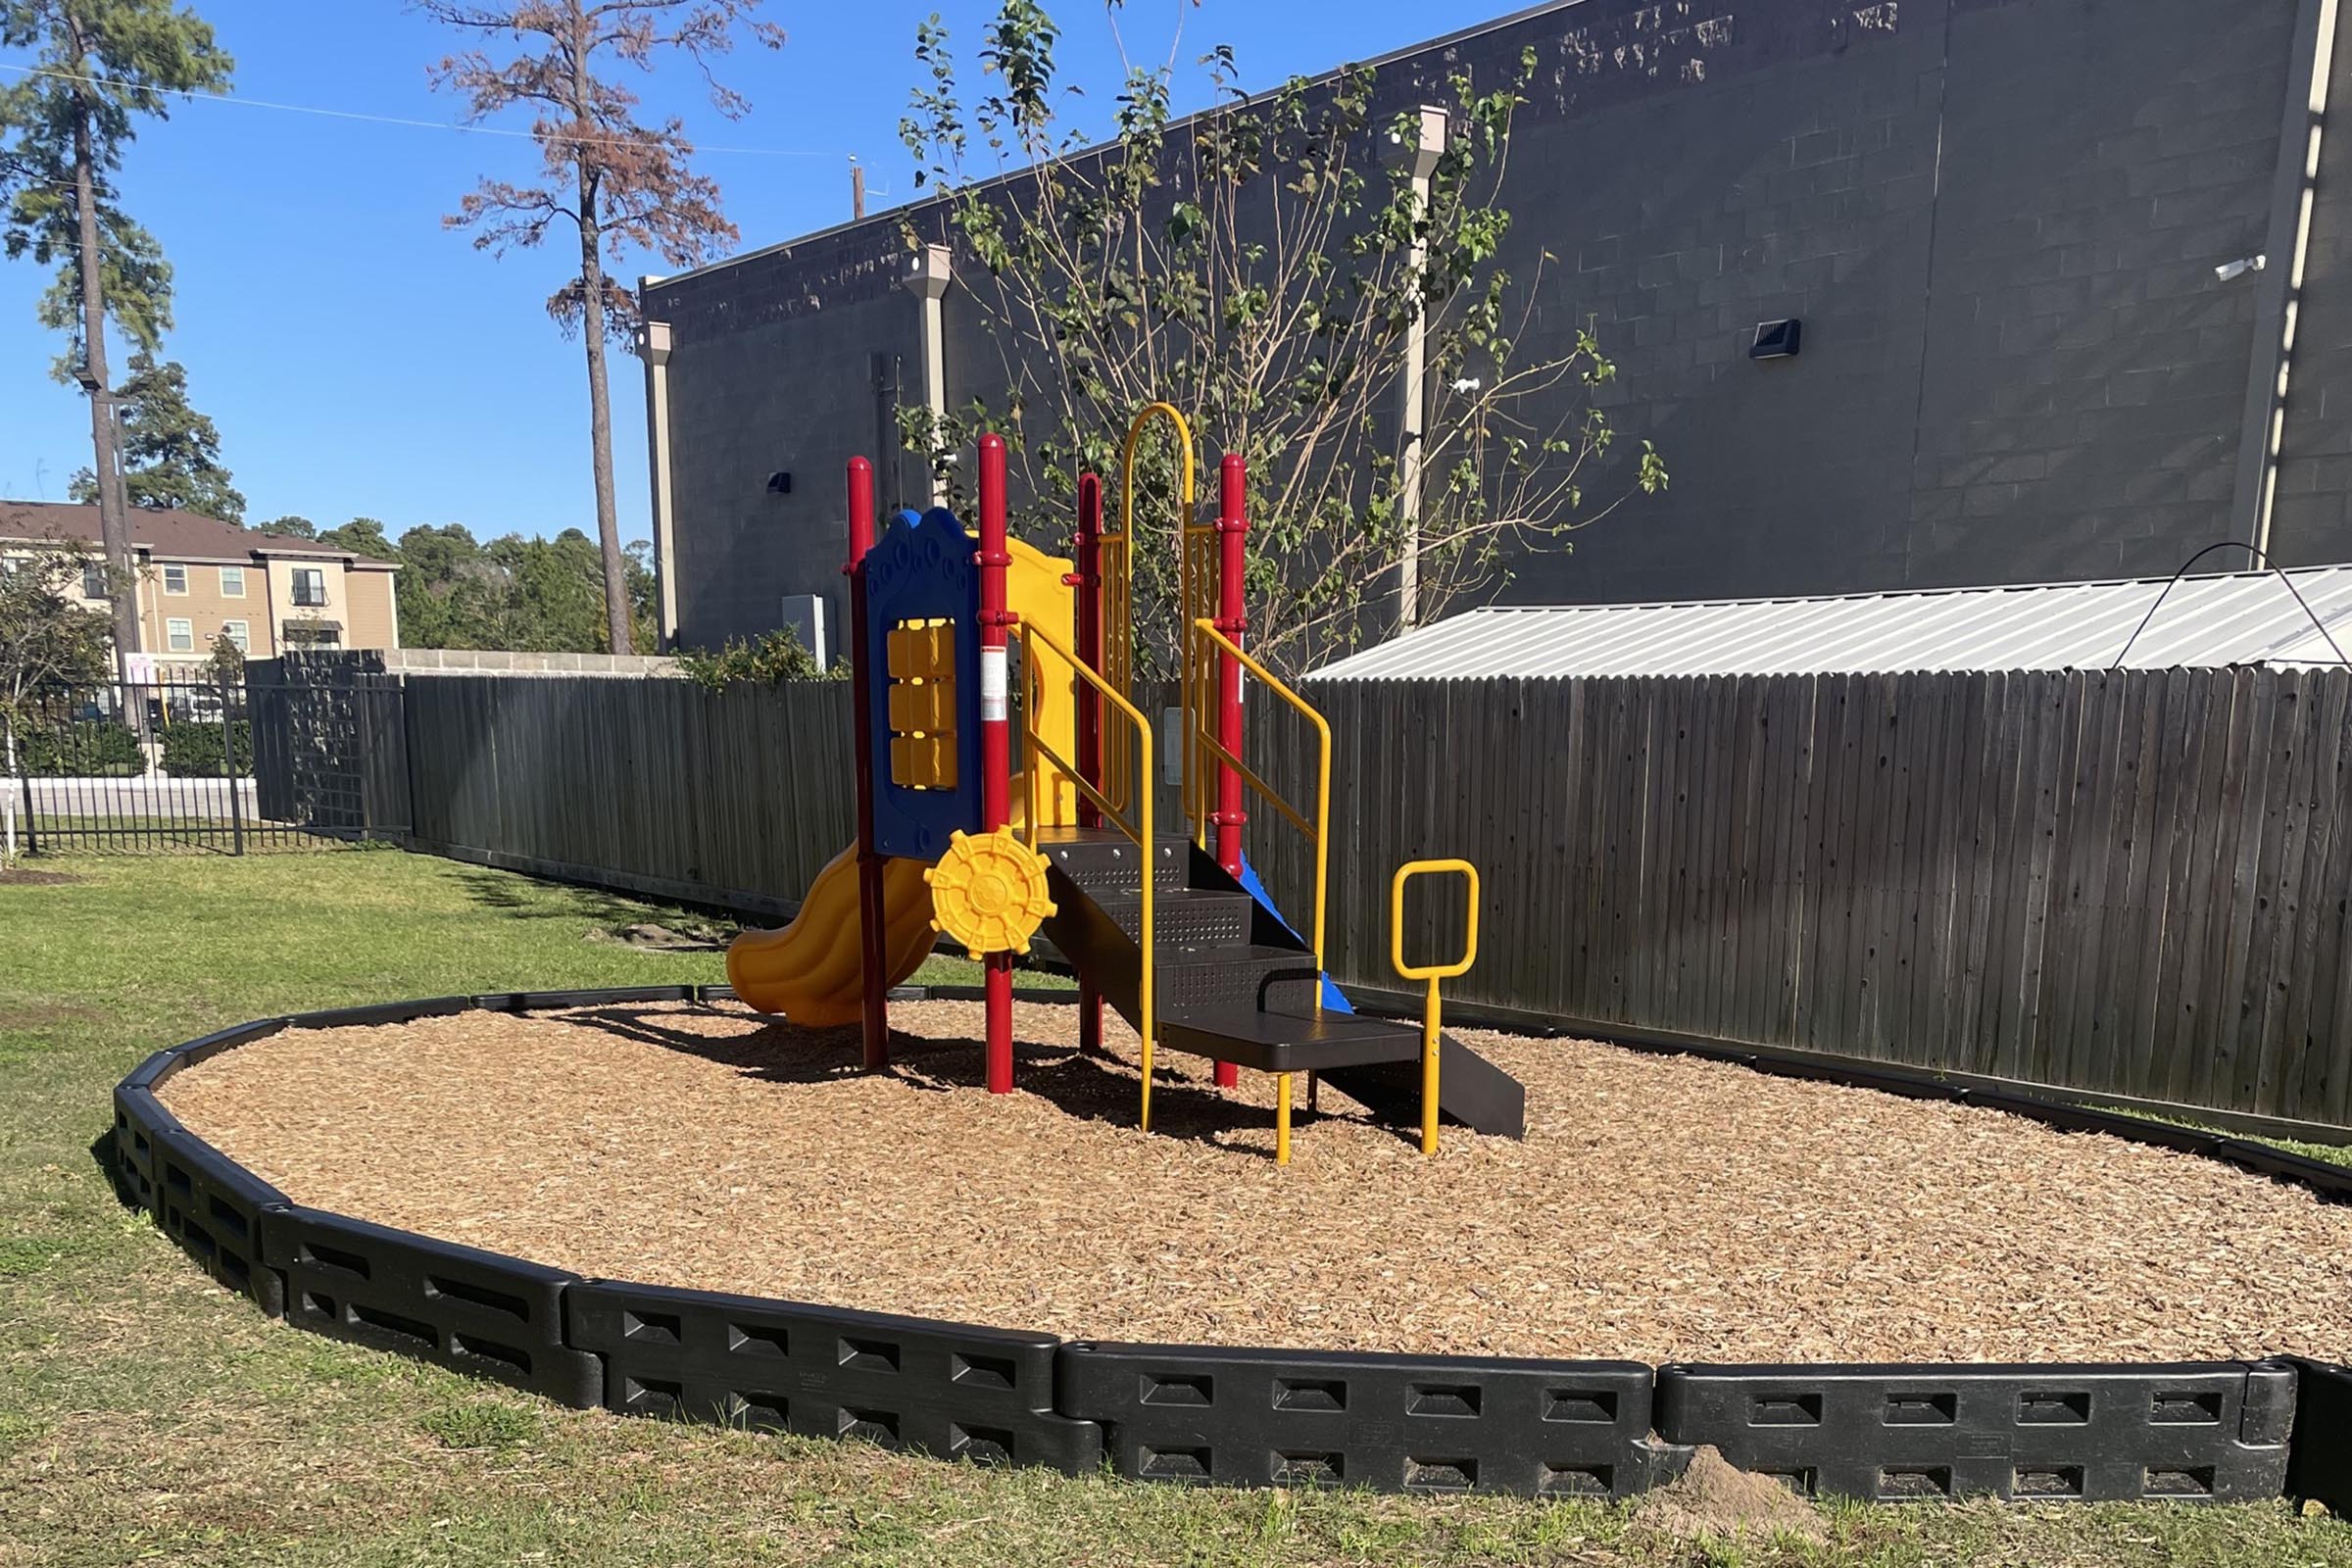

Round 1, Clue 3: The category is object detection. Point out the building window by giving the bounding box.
[282,622,340,649]
[166,617,195,653]
[162,564,188,596]
[220,564,245,598]
[221,619,250,653]
[81,563,107,599]
[291,567,327,608]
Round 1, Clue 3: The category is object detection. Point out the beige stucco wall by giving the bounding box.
[256,555,400,655]
[1,539,399,663]
[137,557,267,660]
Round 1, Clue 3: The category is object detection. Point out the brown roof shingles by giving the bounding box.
[0,501,393,567]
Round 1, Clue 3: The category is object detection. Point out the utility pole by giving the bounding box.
[851,158,866,220]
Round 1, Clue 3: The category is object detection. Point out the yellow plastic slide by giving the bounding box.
[725,536,1079,1023]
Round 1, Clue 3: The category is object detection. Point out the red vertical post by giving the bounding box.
[845,457,891,1070]
[1211,452,1249,1090]
[977,433,1016,1094]
[1070,471,1105,1056]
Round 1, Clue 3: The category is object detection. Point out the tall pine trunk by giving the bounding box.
[578,226,631,656]
[570,40,630,659]
[67,12,137,677]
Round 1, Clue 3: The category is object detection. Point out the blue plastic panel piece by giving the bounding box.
[1237,852,1353,1012]
[862,507,984,861]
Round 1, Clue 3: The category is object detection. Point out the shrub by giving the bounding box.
[21,719,142,777]
[160,718,252,777]
[676,627,842,689]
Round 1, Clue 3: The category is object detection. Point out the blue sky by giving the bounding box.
[0,0,1506,547]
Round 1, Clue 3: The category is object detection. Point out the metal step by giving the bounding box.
[1155,1007,1426,1074]
[1032,824,1187,895]
[1033,836,1529,1141]
[1157,944,1323,1016]
[1089,887,1255,949]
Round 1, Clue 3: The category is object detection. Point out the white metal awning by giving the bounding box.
[1304,565,2352,681]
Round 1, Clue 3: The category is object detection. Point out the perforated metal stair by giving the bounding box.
[1034,825,1525,1138]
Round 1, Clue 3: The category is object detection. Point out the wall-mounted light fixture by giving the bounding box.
[1749,321,1796,364]
[1751,318,1803,360]
[766,470,793,495]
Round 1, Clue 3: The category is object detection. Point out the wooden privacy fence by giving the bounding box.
[400,676,859,915]
[1257,667,2352,1130]
[337,663,2350,1128]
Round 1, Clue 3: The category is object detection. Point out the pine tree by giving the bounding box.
[66,351,245,521]
[420,0,781,657]
[0,0,232,668]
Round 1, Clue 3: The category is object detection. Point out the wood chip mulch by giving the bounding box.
[159,1000,2352,1365]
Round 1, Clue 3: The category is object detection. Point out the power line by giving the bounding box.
[0,62,841,159]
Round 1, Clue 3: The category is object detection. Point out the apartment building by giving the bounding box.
[0,501,399,668]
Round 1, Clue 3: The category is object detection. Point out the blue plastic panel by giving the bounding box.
[862,508,984,861]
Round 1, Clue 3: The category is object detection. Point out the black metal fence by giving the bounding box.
[5,676,359,856]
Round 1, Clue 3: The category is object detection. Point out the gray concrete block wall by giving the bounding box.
[656,224,923,647]
[1903,0,2293,586]
[646,0,2352,646]
[1494,6,1949,605]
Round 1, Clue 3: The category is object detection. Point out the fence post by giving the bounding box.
[221,669,245,857]
[12,722,33,858]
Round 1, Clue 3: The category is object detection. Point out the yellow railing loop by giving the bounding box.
[1390,859,1481,1156]
[1015,618,1160,1133]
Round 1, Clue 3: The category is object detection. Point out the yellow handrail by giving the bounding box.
[1390,858,1481,1156]
[1188,617,1331,970]
[1016,617,1161,1133]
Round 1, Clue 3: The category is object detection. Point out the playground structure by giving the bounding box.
[95,401,2352,1503]
[727,406,1525,1159]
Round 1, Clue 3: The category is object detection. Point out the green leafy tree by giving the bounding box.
[0,539,117,858]
[262,514,316,539]
[0,0,233,670]
[204,624,242,681]
[66,350,245,520]
[317,516,399,561]
[487,528,609,650]
[420,0,783,658]
[384,520,657,653]
[675,625,837,687]
[899,5,1664,674]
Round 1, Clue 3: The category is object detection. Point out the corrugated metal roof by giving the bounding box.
[1303,566,2352,680]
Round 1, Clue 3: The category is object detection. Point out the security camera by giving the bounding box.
[2216,255,2269,283]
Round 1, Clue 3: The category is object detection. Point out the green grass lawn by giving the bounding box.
[1,849,2346,1567]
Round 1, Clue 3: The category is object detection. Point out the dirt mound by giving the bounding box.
[1634,1447,1827,1544]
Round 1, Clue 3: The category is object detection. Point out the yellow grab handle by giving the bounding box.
[1391,859,1480,981]
[1390,859,1481,1155]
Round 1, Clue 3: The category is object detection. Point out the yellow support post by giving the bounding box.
[1013,617,1158,1136]
[1275,1072,1294,1165]
[1390,859,1481,1156]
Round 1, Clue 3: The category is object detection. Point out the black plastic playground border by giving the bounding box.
[106,985,2352,1509]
